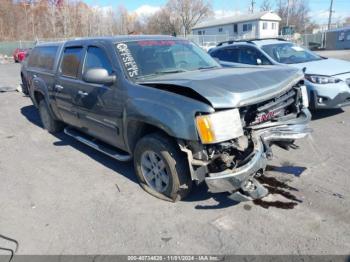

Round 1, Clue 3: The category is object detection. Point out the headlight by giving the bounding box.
[300,85,309,108]
[305,75,342,84]
[195,109,243,144]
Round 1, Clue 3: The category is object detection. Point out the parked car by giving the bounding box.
[24,36,311,202]
[20,49,33,95]
[209,38,350,110]
[13,48,31,63]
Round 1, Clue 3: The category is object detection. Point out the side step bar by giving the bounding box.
[64,127,132,161]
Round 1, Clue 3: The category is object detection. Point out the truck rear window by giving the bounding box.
[28,46,58,70]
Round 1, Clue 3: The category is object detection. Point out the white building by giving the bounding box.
[192,11,281,40]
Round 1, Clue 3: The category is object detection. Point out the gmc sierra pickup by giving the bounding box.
[25,36,311,202]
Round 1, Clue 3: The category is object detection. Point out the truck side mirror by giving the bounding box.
[83,68,116,85]
[256,58,262,65]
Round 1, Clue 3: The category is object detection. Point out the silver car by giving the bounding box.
[209,39,350,110]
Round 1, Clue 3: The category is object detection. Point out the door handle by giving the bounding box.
[78,90,88,96]
[55,84,64,90]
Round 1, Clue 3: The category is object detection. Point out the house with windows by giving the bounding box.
[192,11,281,40]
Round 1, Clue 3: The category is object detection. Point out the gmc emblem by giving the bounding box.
[257,111,275,123]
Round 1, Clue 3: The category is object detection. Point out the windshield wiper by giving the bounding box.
[197,66,219,70]
[153,69,189,74]
[134,69,188,80]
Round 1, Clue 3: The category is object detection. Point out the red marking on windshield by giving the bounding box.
[137,40,190,46]
[138,40,176,46]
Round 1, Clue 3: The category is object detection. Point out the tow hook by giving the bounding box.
[228,175,268,202]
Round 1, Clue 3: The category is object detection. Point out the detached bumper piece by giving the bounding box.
[204,109,312,201]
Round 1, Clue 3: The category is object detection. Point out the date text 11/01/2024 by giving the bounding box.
[127,255,223,261]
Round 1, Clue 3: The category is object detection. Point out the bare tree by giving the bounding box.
[345,17,350,26]
[0,0,211,41]
[276,0,311,33]
[166,0,212,35]
[146,7,182,35]
[260,0,272,11]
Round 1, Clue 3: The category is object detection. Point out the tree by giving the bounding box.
[345,17,350,26]
[260,0,272,11]
[276,0,311,34]
[166,0,212,35]
[146,8,182,35]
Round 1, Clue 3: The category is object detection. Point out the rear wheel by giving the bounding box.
[38,100,64,133]
[21,75,29,95]
[134,133,192,202]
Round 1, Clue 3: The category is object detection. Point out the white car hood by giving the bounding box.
[288,58,350,77]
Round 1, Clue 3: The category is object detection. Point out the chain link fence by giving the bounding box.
[299,33,326,49]
[0,41,36,56]
[183,34,230,46]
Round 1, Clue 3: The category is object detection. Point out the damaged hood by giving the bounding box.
[137,66,303,108]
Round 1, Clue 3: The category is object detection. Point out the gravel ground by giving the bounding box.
[0,55,349,255]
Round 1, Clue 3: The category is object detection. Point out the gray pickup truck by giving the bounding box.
[24,36,311,202]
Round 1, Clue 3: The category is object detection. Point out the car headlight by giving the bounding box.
[300,85,309,108]
[305,75,342,84]
[195,109,243,144]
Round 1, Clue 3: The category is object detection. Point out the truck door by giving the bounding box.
[54,46,84,128]
[75,45,124,149]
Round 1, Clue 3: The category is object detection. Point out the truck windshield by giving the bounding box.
[261,43,322,64]
[115,40,220,80]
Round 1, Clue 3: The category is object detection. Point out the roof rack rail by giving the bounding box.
[250,37,287,41]
[216,39,255,46]
[216,37,286,47]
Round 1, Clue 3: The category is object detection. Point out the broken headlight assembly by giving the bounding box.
[300,85,309,108]
[195,109,243,144]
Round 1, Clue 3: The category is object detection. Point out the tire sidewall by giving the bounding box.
[39,100,52,131]
[21,76,29,95]
[134,135,181,200]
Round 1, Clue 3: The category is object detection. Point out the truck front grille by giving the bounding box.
[241,88,299,126]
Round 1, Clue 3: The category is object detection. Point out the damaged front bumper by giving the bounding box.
[204,108,312,201]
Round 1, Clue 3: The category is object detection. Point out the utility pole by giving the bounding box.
[250,0,256,14]
[328,0,334,31]
[286,0,290,26]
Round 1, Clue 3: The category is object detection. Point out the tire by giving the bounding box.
[134,133,192,202]
[21,75,29,95]
[38,100,64,133]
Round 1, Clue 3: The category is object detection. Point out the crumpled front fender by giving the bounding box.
[204,108,312,200]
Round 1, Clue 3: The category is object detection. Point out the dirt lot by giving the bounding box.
[0,52,350,255]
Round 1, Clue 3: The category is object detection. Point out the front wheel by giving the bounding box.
[134,133,192,202]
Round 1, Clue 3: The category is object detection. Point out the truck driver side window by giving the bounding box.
[60,46,84,78]
[84,46,113,75]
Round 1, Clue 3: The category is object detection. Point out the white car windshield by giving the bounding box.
[261,43,322,64]
[115,40,220,80]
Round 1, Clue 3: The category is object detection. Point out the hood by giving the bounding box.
[288,58,350,76]
[137,66,303,109]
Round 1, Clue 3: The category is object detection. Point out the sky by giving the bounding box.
[83,0,350,25]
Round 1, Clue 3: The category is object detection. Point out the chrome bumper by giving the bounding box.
[205,108,312,200]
